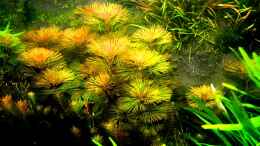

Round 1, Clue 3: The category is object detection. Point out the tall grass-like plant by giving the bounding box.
[239,47,260,87]
[117,0,258,53]
[186,48,260,145]
[116,0,217,51]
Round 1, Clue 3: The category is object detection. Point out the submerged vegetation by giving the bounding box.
[0,0,260,146]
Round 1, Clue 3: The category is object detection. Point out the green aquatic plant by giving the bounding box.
[186,84,224,111]
[223,55,246,77]
[239,47,260,87]
[0,0,35,29]
[0,3,173,145]
[211,1,257,52]
[187,83,260,146]
[118,0,217,51]
[0,2,177,146]
[80,57,109,77]
[0,24,24,71]
[0,24,29,96]
[119,0,259,53]
[202,116,260,131]
[111,78,174,138]
[0,24,25,68]
[74,2,175,144]
[92,136,118,146]
[70,91,106,118]
[0,24,24,51]
[0,1,259,145]
[186,47,260,145]
[85,72,112,96]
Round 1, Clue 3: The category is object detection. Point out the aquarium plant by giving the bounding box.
[0,24,29,97]
[1,2,177,146]
[0,1,260,146]
[187,47,260,145]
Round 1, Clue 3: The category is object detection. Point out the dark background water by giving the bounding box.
[0,0,90,30]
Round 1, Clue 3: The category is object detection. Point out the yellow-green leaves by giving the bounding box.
[122,48,171,75]
[77,2,129,32]
[35,67,75,88]
[61,27,94,52]
[126,79,172,104]
[19,47,63,69]
[202,116,260,131]
[0,26,24,51]
[187,84,223,109]
[132,25,173,52]
[88,35,131,64]
[23,26,63,48]
[85,72,112,95]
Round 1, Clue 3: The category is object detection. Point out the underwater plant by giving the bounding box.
[0,24,24,73]
[7,2,176,144]
[187,83,260,146]
[76,2,129,33]
[132,25,173,52]
[0,95,13,110]
[0,25,30,98]
[35,67,75,88]
[0,0,35,29]
[108,78,174,144]
[61,27,94,53]
[85,72,112,96]
[88,35,131,64]
[121,48,171,76]
[187,84,222,109]
[23,26,63,48]
[73,3,176,145]
[223,55,246,77]
[0,26,24,50]
[118,79,172,126]
[19,47,63,69]
[118,0,217,51]
[186,47,260,145]
[80,57,109,78]
[5,1,260,146]
[0,25,24,64]
[15,99,29,113]
[0,95,29,114]
[70,91,104,116]
[239,47,260,87]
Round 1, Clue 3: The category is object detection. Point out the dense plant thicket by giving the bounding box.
[0,0,260,146]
